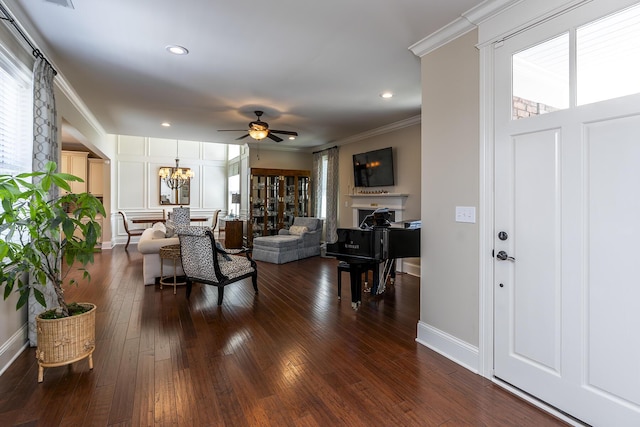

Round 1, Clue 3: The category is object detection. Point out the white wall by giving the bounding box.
[418,30,480,358]
[113,135,229,244]
[338,124,421,229]
[0,285,28,376]
[249,148,313,171]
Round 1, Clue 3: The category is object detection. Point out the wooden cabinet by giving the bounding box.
[224,220,244,249]
[60,151,88,194]
[248,168,310,246]
[88,158,105,196]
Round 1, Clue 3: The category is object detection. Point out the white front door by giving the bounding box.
[493,2,640,425]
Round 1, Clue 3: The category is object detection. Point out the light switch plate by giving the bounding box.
[455,206,476,223]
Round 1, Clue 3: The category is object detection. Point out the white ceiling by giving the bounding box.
[4,0,484,149]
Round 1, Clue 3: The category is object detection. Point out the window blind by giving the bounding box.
[0,50,32,176]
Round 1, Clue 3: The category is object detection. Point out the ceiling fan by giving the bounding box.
[218,110,298,142]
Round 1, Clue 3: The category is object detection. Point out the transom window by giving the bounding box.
[512,3,640,120]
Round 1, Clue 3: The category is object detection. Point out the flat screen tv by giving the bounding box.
[353,147,395,187]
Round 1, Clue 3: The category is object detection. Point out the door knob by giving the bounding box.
[496,250,515,261]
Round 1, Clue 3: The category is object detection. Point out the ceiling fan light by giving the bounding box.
[249,128,268,140]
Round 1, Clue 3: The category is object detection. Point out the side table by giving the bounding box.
[159,244,185,294]
[224,220,244,249]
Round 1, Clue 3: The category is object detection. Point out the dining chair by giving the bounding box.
[211,209,221,235]
[172,207,190,225]
[118,211,145,250]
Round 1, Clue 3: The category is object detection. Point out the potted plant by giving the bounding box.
[0,161,105,382]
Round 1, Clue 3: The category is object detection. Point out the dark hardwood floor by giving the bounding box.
[0,245,568,426]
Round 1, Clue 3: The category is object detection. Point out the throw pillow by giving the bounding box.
[151,222,166,239]
[165,220,175,238]
[289,225,309,236]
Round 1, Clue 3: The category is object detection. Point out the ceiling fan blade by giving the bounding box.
[235,134,251,140]
[267,133,283,142]
[270,130,298,136]
[218,129,247,132]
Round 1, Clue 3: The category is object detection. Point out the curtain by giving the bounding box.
[325,147,339,243]
[28,57,58,346]
[313,146,339,244]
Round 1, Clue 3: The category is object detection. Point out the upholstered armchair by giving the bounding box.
[176,225,258,305]
[279,217,323,259]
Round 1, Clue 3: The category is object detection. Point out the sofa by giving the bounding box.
[137,223,184,285]
[252,217,323,264]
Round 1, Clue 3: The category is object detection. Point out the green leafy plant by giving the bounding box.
[0,161,105,317]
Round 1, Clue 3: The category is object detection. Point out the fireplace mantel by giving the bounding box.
[348,193,408,210]
[348,193,408,227]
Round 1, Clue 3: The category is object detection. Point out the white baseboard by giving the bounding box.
[416,321,479,373]
[0,324,28,377]
[402,261,421,277]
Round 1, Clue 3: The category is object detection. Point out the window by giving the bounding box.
[512,33,569,119]
[577,3,640,105]
[512,3,640,119]
[0,48,32,176]
[228,173,240,216]
[316,153,328,219]
[227,143,240,160]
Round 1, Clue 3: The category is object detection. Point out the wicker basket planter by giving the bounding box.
[35,303,96,383]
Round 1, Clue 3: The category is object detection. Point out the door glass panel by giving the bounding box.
[577,3,640,106]
[512,33,569,120]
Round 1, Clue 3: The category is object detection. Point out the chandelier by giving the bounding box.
[158,142,194,190]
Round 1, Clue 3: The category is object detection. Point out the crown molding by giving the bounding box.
[408,0,520,57]
[54,77,106,137]
[333,114,421,147]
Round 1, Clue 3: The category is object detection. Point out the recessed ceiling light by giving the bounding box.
[289,136,296,140]
[161,122,171,127]
[380,92,393,99]
[165,45,189,55]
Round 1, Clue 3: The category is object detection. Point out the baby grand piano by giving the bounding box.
[326,210,420,309]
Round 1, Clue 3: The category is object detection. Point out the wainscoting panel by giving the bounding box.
[117,160,146,209]
[118,135,145,156]
[202,165,227,209]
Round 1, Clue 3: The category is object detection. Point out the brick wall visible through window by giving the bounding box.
[512,96,560,120]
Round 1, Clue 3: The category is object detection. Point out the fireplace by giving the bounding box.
[348,193,408,227]
[357,209,396,226]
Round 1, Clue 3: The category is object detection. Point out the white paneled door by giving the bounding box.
[493,2,640,425]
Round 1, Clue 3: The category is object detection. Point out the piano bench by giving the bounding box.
[337,261,374,299]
